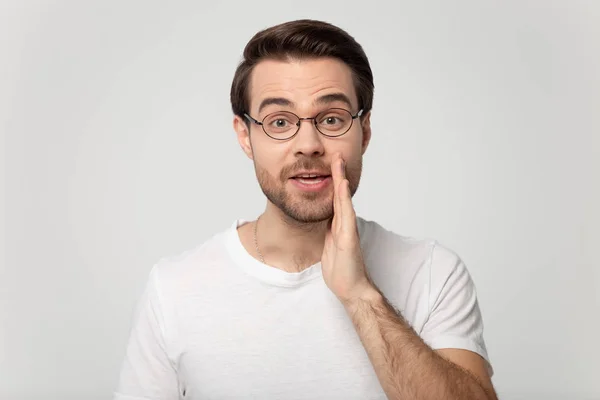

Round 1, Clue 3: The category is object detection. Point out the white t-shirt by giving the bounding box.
[114,217,492,400]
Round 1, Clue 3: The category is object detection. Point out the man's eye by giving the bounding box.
[319,115,345,126]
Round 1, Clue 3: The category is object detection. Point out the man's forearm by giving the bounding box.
[344,285,495,400]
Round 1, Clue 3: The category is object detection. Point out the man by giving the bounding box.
[114,19,496,400]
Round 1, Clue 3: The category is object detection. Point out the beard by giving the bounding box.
[254,156,362,224]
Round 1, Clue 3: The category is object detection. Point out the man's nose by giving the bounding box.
[292,119,325,157]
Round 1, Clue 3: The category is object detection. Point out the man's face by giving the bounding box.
[234,57,371,223]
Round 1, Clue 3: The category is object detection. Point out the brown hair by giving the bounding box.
[230,19,374,119]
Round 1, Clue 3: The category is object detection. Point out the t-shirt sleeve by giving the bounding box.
[420,243,494,377]
[113,266,181,400]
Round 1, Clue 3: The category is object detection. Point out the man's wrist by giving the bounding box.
[342,282,384,313]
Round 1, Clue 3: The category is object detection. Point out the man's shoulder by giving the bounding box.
[358,216,436,254]
[357,216,464,275]
[150,220,237,283]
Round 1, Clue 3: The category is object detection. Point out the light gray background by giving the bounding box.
[2,1,599,399]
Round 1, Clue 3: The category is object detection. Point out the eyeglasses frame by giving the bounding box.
[243,107,364,140]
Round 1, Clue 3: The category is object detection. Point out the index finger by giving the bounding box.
[331,153,344,222]
[331,153,346,202]
[331,152,345,185]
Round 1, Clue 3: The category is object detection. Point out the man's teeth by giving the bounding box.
[296,176,325,184]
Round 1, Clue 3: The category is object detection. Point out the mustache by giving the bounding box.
[279,159,331,180]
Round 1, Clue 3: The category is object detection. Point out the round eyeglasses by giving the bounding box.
[244,108,364,140]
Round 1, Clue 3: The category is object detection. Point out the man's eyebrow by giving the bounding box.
[258,97,295,114]
[313,93,354,109]
[256,92,355,115]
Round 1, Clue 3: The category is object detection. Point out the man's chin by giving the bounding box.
[281,205,333,224]
[287,214,332,224]
[261,185,333,223]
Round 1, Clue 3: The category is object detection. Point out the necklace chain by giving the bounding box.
[253,215,265,263]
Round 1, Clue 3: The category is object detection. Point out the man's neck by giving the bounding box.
[255,203,330,272]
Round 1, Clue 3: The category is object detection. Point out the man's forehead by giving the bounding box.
[248,58,357,111]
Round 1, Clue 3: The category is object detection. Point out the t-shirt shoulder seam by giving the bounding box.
[427,240,438,316]
[148,264,181,371]
[358,216,437,245]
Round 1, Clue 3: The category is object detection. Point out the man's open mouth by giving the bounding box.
[291,174,331,184]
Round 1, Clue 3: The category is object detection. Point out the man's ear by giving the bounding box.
[233,115,254,160]
[360,111,372,155]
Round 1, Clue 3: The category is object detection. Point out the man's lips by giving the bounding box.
[290,175,331,179]
[289,175,333,191]
[289,171,331,179]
